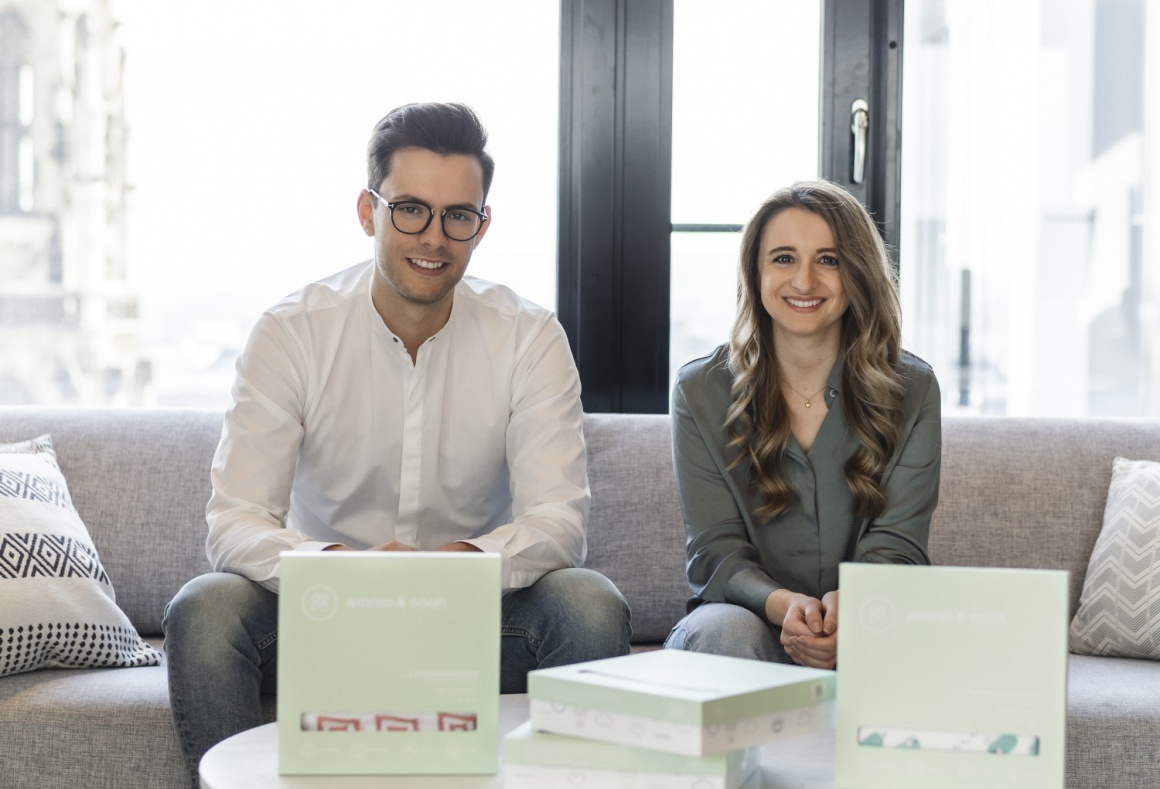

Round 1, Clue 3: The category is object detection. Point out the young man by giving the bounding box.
[162,102,631,786]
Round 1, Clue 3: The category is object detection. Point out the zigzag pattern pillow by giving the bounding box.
[0,435,161,677]
[1069,457,1160,659]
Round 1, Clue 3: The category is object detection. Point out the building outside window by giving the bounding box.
[0,11,33,213]
[0,0,559,408]
[0,1,145,406]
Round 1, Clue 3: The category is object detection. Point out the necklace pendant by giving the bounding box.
[805,400,812,408]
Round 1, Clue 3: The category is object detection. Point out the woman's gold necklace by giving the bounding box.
[782,380,828,409]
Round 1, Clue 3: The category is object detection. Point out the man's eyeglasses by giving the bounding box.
[368,189,488,242]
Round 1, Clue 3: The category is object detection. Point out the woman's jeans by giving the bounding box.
[664,601,794,663]
[163,567,631,788]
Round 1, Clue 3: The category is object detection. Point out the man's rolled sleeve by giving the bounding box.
[206,311,317,592]
[464,316,588,590]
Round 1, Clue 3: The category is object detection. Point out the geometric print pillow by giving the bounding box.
[0,434,161,677]
[1069,457,1160,659]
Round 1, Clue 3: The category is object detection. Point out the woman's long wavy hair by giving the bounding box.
[726,180,905,520]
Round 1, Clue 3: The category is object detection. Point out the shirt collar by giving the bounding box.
[364,269,462,349]
[822,350,844,408]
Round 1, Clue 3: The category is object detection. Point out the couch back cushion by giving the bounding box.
[0,408,693,643]
[584,415,1160,636]
[932,417,1160,616]
[582,413,689,643]
[0,408,219,636]
[5,408,1156,643]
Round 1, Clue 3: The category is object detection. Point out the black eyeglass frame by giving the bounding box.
[367,188,488,242]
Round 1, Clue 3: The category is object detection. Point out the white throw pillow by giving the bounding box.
[0,435,161,677]
[1068,457,1160,659]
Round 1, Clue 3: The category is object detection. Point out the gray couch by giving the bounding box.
[0,407,1158,788]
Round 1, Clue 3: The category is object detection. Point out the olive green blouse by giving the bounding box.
[671,344,942,616]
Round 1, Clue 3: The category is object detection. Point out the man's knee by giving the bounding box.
[163,572,275,650]
[536,567,628,612]
[534,568,632,651]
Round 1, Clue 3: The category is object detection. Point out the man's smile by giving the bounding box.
[408,257,448,271]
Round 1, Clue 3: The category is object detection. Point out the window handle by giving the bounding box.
[851,99,869,184]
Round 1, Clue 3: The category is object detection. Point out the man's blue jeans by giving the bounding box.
[162,568,631,788]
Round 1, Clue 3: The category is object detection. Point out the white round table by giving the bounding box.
[199,694,837,788]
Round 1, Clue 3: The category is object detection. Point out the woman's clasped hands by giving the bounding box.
[775,590,839,670]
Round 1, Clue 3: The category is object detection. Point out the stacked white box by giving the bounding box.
[506,650,836,787]
[504,721,760,789]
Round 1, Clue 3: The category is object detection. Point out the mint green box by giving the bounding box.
[528,649,835,757]
[504,721,761,789]
[277,551,501,775]
[835,563,1068,789]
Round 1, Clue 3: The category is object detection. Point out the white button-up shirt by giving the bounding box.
[206,263,589,592]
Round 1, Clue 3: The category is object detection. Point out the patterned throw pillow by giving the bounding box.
[0,435,161,677]
[1068,457,1160,659]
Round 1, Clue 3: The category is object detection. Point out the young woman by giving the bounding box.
[664,180,941,669]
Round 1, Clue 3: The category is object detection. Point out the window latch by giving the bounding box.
[851,99,869,184]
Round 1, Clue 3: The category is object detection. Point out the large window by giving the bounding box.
[559,0,899,412]
[6,1,1157,418]
[899,0,1159,417]
[670,1,822,388]
[0,1,559,407]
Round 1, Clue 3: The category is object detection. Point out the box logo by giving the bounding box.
[860,596,896,634]
[302,583,339,622]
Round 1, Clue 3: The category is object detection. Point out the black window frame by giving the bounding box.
[557,0,902,413]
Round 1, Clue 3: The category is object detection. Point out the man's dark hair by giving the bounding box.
[366,102,495,204]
